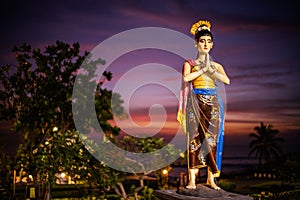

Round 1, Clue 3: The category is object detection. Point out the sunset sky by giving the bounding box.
[1,0,300,155]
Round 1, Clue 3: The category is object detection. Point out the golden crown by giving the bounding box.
[190,20,211,35]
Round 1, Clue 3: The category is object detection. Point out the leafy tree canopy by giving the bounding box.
[249,122,284,166]
[0,41,124,195]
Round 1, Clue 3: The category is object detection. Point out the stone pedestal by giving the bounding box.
[154,184,253,200]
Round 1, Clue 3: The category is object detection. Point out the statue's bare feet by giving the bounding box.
[206,168,221,190]
[186,182,196,189]
[186,168,198,189]
[206,182,221,190]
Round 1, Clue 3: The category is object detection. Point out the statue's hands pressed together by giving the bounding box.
[207,64,216,74]
[202,64,208,73]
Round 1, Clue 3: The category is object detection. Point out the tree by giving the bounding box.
[0,146,13,200]
[114,136,178,200]
[248,122,284,166]
[0,41,124,199]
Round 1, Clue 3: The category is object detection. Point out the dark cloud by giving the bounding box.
[0,0,300,150]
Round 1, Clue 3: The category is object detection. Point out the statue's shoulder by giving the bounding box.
[184,59,196,66]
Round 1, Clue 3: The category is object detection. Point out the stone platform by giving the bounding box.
[154,184,253,200]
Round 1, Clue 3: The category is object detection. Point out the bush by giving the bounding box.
[218,180,236,193]
[0,147,13,200]
[251,189,300,200]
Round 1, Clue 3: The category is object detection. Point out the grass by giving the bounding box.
[221,177,300,196]
[13,163,300,199]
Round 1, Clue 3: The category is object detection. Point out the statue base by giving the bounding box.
[154,184,253,200]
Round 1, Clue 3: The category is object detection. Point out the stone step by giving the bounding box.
[154,184,253,200]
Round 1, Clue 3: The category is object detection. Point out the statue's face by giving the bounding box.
[197,36,213,54]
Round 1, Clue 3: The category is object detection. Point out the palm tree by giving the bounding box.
[248,122,284,165]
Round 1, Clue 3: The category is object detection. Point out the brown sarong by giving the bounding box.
[186,91,220,174]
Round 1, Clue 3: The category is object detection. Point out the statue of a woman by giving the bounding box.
[177,20,230,190]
